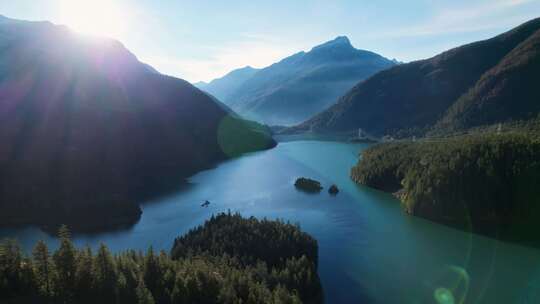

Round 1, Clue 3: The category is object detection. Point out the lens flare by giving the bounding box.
[429,266,470,304]
[434,288,455,304]
[58,0,129,38]
[217,115,273,158]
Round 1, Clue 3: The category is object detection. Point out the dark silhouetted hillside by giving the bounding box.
[435,28,540,133]
[0,16,275,232]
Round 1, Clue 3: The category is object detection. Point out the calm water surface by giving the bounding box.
[2,141,540,303]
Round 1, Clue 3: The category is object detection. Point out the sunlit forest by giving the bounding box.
[352,126,540,245]
[0,213,321,304]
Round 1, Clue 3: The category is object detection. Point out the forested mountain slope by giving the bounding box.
[0,16,275,231]
[434,27,540,133]
[290,18,540,137]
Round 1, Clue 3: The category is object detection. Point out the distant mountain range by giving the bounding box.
[196,36,396,126]
[0,15,275,231]
[195,66,259,101]
[288,18,540,137]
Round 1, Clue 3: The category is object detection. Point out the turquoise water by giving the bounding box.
[1,141,540,303]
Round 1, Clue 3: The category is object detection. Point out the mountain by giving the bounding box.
[194,66,259,101]
[289,18,540,137]
[0,16,275,231]
[203,36,395,126]
[435,26,540,133]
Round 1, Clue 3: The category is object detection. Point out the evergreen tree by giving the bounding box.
[0,240,24,297]
[136,278,156,304]
[94,243,118,302]
[53,225,77,302]
[143,247,161,298]
[0,214,322,303]
[32,240,52,297]
[19,255,38,299]
[116,252,140,303]
[74,246,94,302]
[272,285,302,304]
[170,273,188,304]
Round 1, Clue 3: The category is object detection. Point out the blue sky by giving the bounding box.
[1,0,539,82]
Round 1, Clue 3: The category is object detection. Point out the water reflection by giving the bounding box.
[1,141,539,303]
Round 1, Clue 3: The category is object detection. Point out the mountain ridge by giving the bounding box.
[195,65,260,101]
[433,27,540,133]
[199,36,396,126]
[0,16,275,232]
[287,18,540,136]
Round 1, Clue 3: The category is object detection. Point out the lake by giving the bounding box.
[1,140,539,303]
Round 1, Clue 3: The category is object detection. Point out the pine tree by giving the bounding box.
[0,240,24,297]
[137,278,156,304]
[53,225,77,302]
[116,252,141,303]
[272,285,302,304]
[94,243,118,302]
[32,240,52,297]
[143,247,162,300]
[19,256,38,299]
[171,273,188,304]
[74,246,94,302]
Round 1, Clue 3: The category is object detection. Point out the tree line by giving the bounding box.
[351,130,540,245]
[0,213,322,303]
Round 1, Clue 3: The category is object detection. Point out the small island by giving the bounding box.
[329,184,340,195]
[295,177,323,193]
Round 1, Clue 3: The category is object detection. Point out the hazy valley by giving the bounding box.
[196,37,396,126]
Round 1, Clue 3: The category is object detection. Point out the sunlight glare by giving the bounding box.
[58,0,129,38]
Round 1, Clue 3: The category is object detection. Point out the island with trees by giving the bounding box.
[294,178,323,193]
[0,213,322,304]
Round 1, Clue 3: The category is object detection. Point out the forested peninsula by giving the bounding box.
[0,213,322,304]
[351,125,540,245]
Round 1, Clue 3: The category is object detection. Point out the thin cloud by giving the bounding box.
[372,0,537,38]
[142,38,304,83]
[138,0,539,82]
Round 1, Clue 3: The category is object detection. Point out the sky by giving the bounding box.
[1,0,539,83]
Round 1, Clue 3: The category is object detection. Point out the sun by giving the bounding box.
[58,0,129,38]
